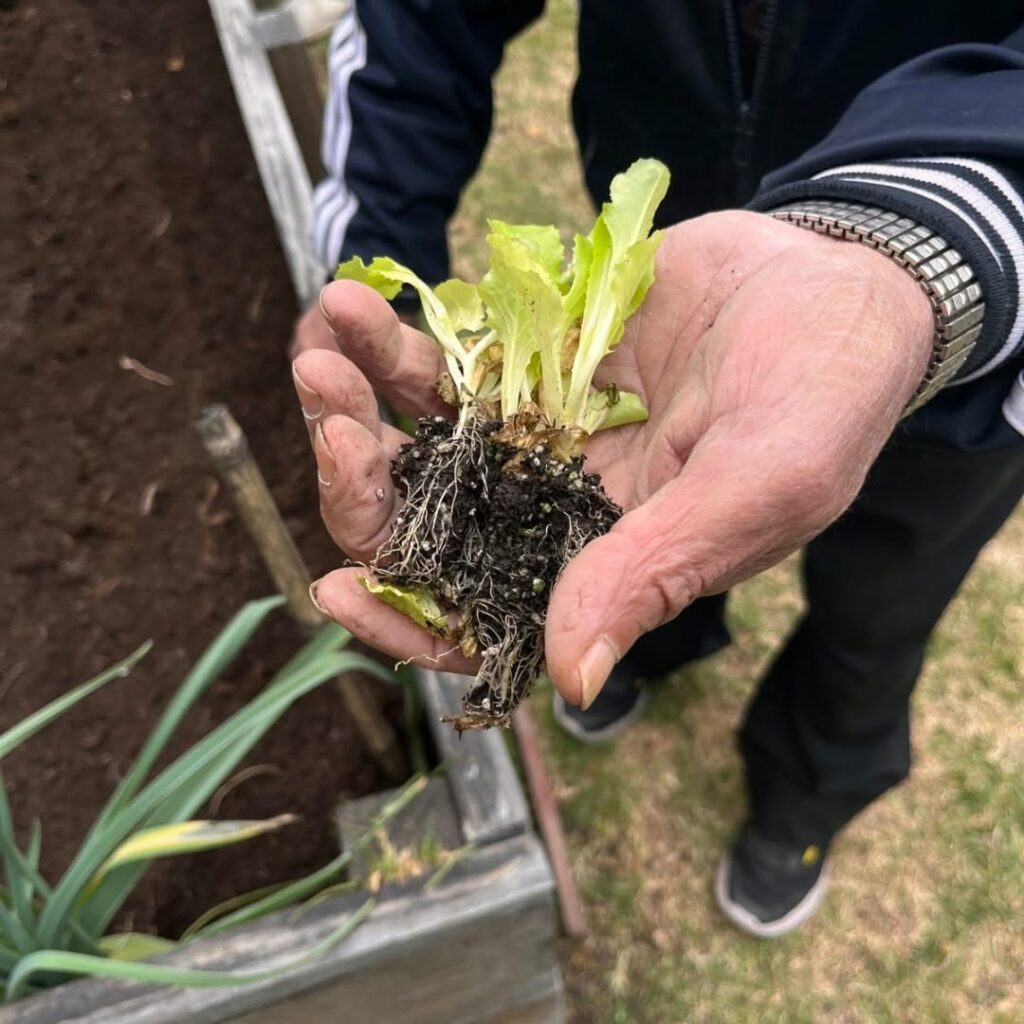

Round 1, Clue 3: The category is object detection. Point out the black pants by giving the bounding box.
[630,439,1024,848]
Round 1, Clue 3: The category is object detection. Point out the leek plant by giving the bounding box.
[0,596,423,1003]
[336,159,670,729]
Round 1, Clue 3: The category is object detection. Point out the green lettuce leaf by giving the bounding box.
[335,158,669,433]
[335,257,472,392]
[479,231,565,420]
[434,278,485,333]
[357,578,449,635]
[487,221,566,285]
[561,158,669,424]
[583,386,650,434]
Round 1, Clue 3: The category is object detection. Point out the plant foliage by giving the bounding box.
[0,598,414,1003]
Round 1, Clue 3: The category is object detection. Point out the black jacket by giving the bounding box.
[312,1,1024,449]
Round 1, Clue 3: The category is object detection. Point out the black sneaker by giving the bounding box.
[715,826,830,938]
[551,660,650,744]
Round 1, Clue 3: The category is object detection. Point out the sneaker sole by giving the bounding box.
[714,852,830,939]
[551,688,652,745]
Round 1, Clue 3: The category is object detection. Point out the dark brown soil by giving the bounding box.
[0,0,398,938]
[384,416,620,729]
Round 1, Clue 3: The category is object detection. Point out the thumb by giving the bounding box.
[543,489,708,709]
[544,438,839,707]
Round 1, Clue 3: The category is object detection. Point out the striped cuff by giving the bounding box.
[753,158,1024,384]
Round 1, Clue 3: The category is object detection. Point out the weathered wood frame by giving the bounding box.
[2,674,563,1024]
[204,0,338,304]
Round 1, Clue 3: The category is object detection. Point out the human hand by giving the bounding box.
[293,211,933,706]
[289,295,418,359]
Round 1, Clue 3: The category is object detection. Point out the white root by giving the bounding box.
[374,412,619,728]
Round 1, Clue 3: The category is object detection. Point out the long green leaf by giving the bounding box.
[84,816,297,898]
[180,880,292,941]
[276,621,351,678]
[92,597,286,831]
[0,779,26,930]
[40,655,339,946]
[0,827,98,955]
[4,819,41,939]
[336,256,471,391]
[563,158,668,425]
[141,651,393,832]
[286,880,359,922]
[0,900,35,955]
[0,643,152,761]
[56,650,390,944]
[193,775,427,939]
[482,231,565,420]
[5,899,375,1003]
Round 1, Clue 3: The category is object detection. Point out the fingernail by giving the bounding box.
[579,636,619,710]
[313,423,335,488]
[309,578,329,616]
[319,285,340,337]
[292,362,323,421]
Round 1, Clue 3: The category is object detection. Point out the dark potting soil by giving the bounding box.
[383,416,621,729]
[0,0,400,938]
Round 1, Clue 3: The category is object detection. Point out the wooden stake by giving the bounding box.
[512,706,587,939]
[196,404,406,781]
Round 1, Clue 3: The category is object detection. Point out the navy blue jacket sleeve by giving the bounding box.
[751,25,1024,387]
[312,0,544,299]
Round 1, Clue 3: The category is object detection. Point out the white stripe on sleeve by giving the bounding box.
[1003,370,1024,436]
[813,161,1024,382]
[311,7,368,267]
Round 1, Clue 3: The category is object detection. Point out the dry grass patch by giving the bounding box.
[533,505,1021,1023]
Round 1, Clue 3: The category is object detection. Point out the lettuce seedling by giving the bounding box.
[337,159,669,729]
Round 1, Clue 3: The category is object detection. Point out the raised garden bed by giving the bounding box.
[3,0,384,942]
[2,0,564,1019]
[2,673,563,1024]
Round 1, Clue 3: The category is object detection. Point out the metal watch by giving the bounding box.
[769,199,985,416]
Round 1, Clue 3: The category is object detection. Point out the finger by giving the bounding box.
[545,430,848,706]
[289,302,339,360]
[316,415,406,562]
[311,568,478,674]
[292,348,382,440]
[320,280,451,419]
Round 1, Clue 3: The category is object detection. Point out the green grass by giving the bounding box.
[454,3,1024,1021]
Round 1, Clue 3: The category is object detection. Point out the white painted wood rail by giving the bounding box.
[206,0,342,304]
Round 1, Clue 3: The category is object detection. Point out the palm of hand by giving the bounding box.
[297,210,932,705]
[586,211,919,511]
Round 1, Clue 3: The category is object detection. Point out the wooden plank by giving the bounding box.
[3,835,562,1024]
[252,0,335,178]
[206,0,326,304]
[268,44,326,182]
[512,707,587,939]
[335,777,463,879]
[417,669,530,846]
[251,0,348,49]
[230,967,564,1024]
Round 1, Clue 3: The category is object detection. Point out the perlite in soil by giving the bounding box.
[337,158,670,730]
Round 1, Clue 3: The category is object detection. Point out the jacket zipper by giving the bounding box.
[722,0,780,172]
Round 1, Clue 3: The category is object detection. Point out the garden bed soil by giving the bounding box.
[0,0,398,938]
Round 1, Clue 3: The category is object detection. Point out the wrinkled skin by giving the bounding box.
[291,211,933,709]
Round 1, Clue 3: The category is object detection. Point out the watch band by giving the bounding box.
[769,199,985,416]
